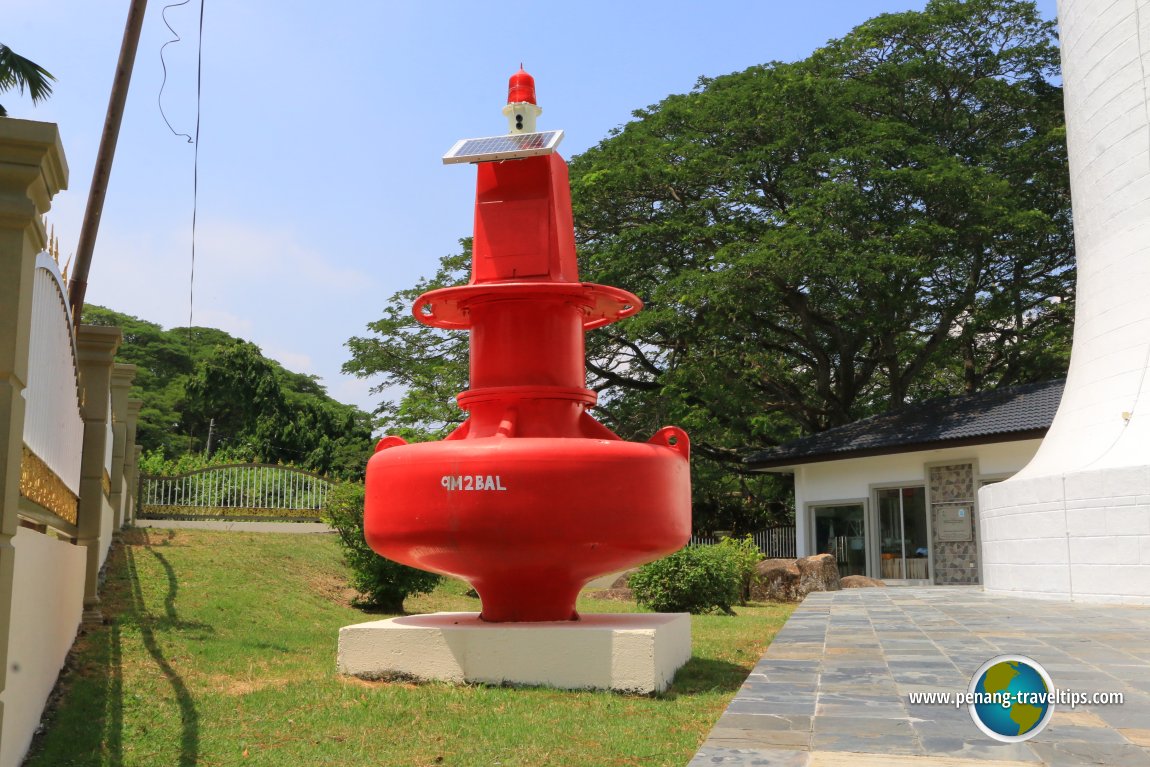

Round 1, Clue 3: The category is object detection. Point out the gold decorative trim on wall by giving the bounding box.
[102,470,112,498]
[20,446,79,525]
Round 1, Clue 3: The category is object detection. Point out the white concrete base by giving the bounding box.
[337,612,691,694]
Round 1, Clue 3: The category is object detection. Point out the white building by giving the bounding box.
[748,381,1062,585]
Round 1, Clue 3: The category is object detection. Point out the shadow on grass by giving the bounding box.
[24,531,211,767]
[660,656,755,699]
[26,615,128,766]
[127,543,203,767]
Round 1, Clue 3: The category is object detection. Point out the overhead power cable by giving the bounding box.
[157,0,206,332]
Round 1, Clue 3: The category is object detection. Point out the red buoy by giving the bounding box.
[364,73,691,622]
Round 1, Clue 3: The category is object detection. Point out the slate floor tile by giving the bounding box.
[1025,740,1150,767]
[689,746,811,767]
[918,735,1044,762]
[692,589,1150,767]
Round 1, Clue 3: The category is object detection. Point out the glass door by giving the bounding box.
[876,486,929,582]
[812,504,867,577]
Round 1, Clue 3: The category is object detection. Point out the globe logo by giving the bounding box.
[968,655,1055,742]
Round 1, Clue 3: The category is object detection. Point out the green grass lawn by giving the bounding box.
[24,529,793,767]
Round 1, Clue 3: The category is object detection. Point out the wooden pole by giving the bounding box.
[68,0,149,327]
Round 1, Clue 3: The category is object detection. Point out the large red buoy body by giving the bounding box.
[364,75,691,622]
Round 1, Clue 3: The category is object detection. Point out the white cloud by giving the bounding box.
[192,308,255,339]
[193,219,377,295]
[264,347,315,374]
[335,375,398,407]
[81,217,388,413]
[81,228,195,330]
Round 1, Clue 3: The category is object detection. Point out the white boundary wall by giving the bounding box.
[979,0,1150,603]
[0,528,86,767]
[103,398,113,481]
[98,499,114,572]
[23,253,83,496]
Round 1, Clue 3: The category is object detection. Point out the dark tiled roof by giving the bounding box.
[746,379,1064,470]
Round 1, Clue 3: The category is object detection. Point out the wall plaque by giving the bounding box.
[936,504,973,542]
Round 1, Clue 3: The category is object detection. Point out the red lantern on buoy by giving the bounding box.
[506,66,537,105]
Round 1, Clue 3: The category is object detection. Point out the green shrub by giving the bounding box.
[629,545,741,615]
[717,535,765,604]
[322,482,440,612]
[138,445,254,476]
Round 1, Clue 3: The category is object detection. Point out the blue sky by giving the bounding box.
[8,0,1058,414]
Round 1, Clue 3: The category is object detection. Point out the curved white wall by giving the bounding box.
[980,0,1150,603]
[23,253,83,496]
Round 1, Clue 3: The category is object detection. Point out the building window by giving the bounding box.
[812,503,867,577]
[876,486,929,581]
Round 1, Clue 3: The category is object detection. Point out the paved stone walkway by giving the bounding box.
[689,588,1150,767]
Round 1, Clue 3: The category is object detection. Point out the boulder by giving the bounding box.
[841,575,887,588]
[751,558,802,602]
[796,553,841,594]
[751,554,843,602]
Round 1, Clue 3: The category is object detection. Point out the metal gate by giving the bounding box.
[139,464,333,522]
[688,526,797,558]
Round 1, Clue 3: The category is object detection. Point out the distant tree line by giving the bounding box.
[84,305,374,480]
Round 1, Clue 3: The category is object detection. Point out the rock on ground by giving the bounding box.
[752,554,842,602]
[797,553,841,594]
[751,559,802,602]
[841,574,887,588]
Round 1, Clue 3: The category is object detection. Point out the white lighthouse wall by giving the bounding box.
[979,0,1150,604]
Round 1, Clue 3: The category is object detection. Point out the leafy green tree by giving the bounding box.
[572,0,1068,426]
[183,340,375,476]
[573,0,1071,527]
[0,44,54,117]
[185,341,288,455]
[83,305,209,456]
[343,0,1072,532]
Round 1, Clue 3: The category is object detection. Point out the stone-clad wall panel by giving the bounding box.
[931,463,979,584]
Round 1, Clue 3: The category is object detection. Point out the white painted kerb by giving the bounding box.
[338,612,691,694]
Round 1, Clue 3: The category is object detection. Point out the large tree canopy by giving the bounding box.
[345,0,1073,531]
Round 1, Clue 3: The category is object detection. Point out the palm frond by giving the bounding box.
[0,44,55,106]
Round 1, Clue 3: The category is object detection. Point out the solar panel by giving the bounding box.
[442,130,564,164]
